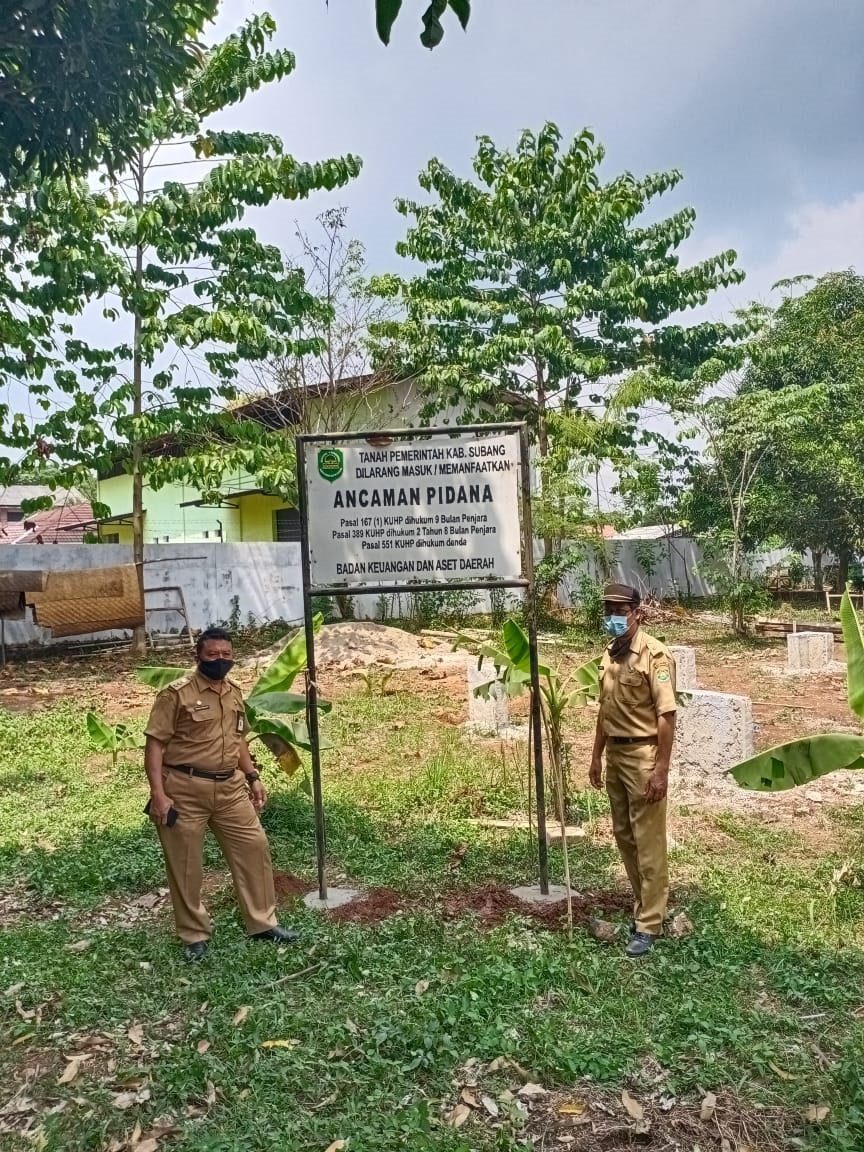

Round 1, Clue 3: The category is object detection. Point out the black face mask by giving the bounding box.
[198,658,234,681]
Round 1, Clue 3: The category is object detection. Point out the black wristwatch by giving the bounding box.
[245,771,261,784]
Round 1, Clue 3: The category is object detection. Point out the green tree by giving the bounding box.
[0,14,361,650]
[739,272,864,589]
[373,123,744,558]
[0,0,218,184]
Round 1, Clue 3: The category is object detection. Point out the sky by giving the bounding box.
[200,0,864,317]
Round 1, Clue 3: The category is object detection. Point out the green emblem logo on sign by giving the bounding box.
[318,448,343,482]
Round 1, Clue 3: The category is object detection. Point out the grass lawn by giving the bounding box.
[2,664,864,1151]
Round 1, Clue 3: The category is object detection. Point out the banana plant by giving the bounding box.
[456,620,602,814]
[86,712,145,770]
[728,590,864,791]
[136,615,330,777]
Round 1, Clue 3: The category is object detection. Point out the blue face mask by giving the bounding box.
[603,615,629,638]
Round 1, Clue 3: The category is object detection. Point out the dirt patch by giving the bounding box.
[0,686,64,713]
[318,881,633,931]
[272,870,316,903]
[329,887,404,924]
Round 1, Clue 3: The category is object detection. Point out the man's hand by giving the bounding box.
[148,791,175,826]
[250,779,268,811]
[589,756,603,789]
[644,768,669,804]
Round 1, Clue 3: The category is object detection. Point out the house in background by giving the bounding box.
[0,486,93,544]
[93,374,471,545]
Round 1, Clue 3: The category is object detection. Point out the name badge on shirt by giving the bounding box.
[236,713,246,733]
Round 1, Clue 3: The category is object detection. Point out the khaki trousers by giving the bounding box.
[605,743,668,936]
[156,768,277,944]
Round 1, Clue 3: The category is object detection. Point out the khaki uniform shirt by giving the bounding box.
[144,672,247,771]
[599,628,677,739]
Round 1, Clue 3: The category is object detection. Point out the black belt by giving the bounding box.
[609,736,658,746]
[166,764,234,781]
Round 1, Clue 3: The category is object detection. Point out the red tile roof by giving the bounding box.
[0,502,94,544]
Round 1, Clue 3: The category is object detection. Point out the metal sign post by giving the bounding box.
[296,422,548,902]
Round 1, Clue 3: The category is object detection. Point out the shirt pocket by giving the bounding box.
[618,671,647,706]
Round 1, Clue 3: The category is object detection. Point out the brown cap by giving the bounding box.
[602,583,641,606]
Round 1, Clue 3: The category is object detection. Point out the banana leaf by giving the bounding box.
[840,589,864,720]
[86,711,116,750]
[728,732,864,792]
[572,656,601,702]
[136,665,190,690]
[246,691,332,717]
[248,613,323,699]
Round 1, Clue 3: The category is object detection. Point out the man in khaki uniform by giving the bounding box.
[589,584,676,957]
[144,626,298,960]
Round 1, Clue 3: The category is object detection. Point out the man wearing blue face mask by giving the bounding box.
[589,584,677,957]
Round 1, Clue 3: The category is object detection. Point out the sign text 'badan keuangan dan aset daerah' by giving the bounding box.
[303,431,523,587]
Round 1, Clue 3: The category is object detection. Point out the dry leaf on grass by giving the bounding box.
[57,1058,84,1085]
[768,1061,797,1081]
[323,1142,346,1152]
[127,1024,144,1046]
[446,1103,471,1128]
[460,1088,479,1108]
[481,1095,499,1118]
[700,1091,717,1121]
[517,1083,548,1101]
[133,1141,159,1152]
[345,1018,359,1036]
[261,1039,299,1049]
[196,1040,210,1055]
[805,1104,830,1123]
[65,939,91,953]
[112,1088,151,1110]
[232,1007,250,1026]
[621,1090,644,1120]
[205,1081,217,1106]
[557,1099,586,1116]
[414,980,429,997]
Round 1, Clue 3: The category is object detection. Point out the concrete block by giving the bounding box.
[668,646,697,690]
[786,631,834,672]
[465,654,510,733]
[303,887,362,911]
[510,884,575,907]
[673,689,754,781]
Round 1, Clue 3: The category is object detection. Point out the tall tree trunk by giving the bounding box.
[131,152,146,655]
[838,549,851,592]
[812,550,823,594]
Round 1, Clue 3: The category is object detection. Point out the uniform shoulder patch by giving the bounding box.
[656,668,671,683]
[165,675,193,692]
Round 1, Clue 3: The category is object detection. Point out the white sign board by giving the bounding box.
[304,431,523,588]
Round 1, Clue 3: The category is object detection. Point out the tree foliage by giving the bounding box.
[373,123,743,560]
[0,0,218,184]
[373,0,470,48]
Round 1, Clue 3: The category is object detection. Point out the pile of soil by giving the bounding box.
[314,622,461,672]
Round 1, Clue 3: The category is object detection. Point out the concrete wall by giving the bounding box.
[0,542,304,648]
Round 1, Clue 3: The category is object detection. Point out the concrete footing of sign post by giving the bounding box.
[303,888,363,912]
[510,883,574,907]
[668,645,698,690]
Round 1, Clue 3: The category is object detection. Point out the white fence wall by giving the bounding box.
[0,543,305,648]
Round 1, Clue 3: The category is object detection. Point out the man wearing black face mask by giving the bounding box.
[144,626,298,960]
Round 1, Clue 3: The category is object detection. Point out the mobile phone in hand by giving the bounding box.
[144,799,179,827]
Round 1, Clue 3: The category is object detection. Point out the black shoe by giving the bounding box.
[252,926,299,945]
[625,931,656,958]
[185,940,209,962]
